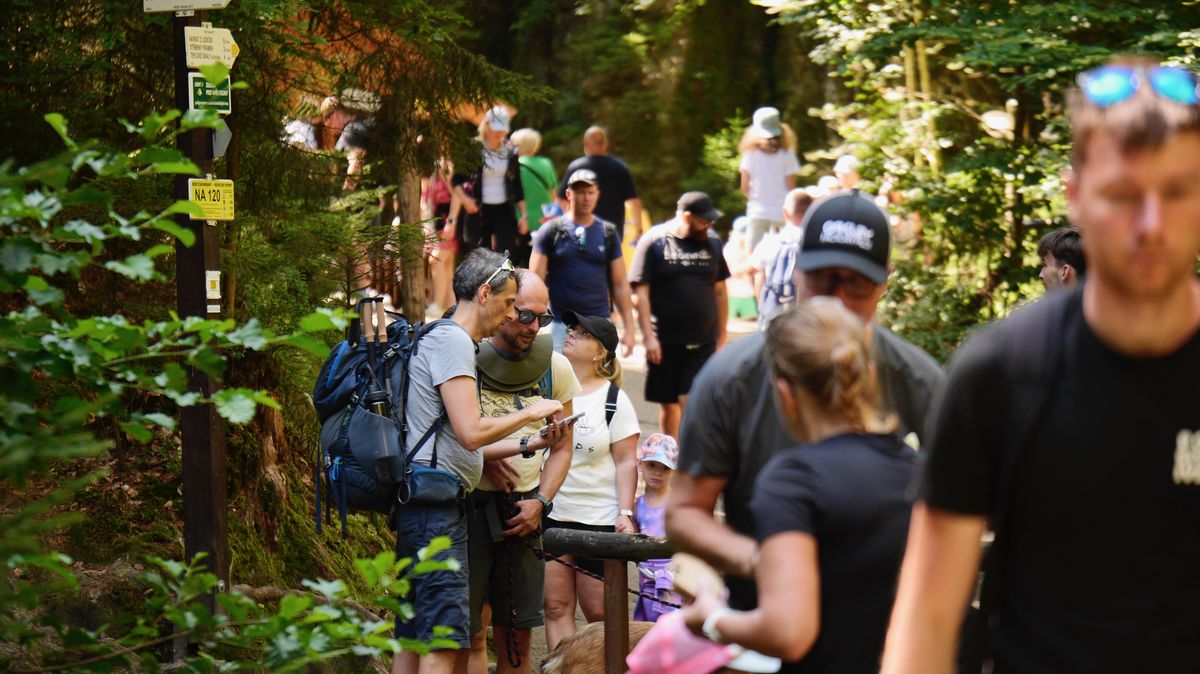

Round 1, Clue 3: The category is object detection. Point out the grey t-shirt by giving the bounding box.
[405,321,482,489]
[677,323,944,610]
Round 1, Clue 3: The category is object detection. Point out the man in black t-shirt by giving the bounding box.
[557,126,642,240]
[881,57,1200,674]
[665,190,943,612]
[629,192,731,439]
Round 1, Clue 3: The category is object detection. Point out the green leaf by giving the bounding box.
[150,218,196,247]
[283,334,330,358]
[120,421,152,442]
[299,312,338,333]
[104,254,158,281]
[211,388,257,424]
[198,62,231,85]
[165,200,206,218]
[145,244,175,259]
[0,241,35,273]
[22,275,48,292]
[301,578,344,599]
[278,593,312,619]
[153,161,202,175]
[227,319,269,350]
[44,113,75,148]
[419,536,452,561]
[251,390,281,410]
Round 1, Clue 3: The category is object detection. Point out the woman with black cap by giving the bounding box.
[542,311,640,651]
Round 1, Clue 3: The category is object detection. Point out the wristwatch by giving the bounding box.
[534,492,553,516]
[702,607,734,644]
[519,436,536,459]
[618,508,634,519]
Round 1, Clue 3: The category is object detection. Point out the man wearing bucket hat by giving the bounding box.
[466,270,581,674]
[630,192,731,439]
[666,189,942,614]
[739,107,802,248]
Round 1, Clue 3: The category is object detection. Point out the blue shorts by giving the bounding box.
[393,503,470,648]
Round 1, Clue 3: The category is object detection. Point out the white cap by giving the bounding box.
[834,154,860,175]
[485,105,511,132]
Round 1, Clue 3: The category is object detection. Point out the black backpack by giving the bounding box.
[545,216,620,301]
[311,297,450,536]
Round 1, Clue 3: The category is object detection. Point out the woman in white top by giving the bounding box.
[739,106,801,248]
[543,311,640,651]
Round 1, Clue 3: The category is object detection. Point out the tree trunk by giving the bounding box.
[396,171,426,319]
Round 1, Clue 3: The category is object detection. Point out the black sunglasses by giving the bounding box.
[802,269,880,301]
[516,309,554,328]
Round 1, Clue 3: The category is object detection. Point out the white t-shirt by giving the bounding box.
[476,351,582,493]
[739,148,801,221]
[552,382,640,526]
[481,146,510,205]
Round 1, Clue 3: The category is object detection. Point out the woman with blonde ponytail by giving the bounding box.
[682,298,917,673]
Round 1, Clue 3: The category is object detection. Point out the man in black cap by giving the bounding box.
[665,189,943,611]
[629,191,731,439]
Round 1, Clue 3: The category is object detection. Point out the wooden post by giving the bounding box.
[172,10,229,591]
[603,559,630,674]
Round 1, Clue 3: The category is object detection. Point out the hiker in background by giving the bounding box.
[633,433,682,623]
[739,107,801,248]
[422,157,457,315]
[557,126,643,241]
[682,298,917,673]
[752,187,816,325]
[511,128,559,229]
[393,249,564,674]
[542,312,639,651]
[468,106,529,261]
[1037,227,1086,291]
[724,217,759,321]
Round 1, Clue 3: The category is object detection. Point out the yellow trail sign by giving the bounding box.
[188,179,235,221]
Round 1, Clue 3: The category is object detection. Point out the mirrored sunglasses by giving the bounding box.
[1078,65,1200,108]
[516,309,554,328]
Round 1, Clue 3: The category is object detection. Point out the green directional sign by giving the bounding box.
[188,72,232,115]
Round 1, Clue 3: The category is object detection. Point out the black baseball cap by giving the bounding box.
[561,310,618,356]
[797,189,890,284]
[677,191,723,223]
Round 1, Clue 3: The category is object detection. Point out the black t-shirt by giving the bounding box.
[557,155,638,237]
[754,433,916,674]
[678,326,943,610]
[920,288,1200,673]
[628,222,731,346]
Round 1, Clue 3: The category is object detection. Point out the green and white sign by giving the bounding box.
[188,72,232,115]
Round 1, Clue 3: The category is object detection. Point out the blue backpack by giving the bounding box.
[311,297,450,536]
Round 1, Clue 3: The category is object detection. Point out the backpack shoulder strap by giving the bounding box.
[604,382,620,426]
[965,289,1077,671]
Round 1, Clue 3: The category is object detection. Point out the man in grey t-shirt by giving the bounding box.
[393,249,564,674]
[665,191,943,611]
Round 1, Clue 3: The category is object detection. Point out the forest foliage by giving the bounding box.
[1,0,1198,669]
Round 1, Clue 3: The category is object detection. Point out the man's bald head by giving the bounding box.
[494,269,550,353]
[584,126,608,155]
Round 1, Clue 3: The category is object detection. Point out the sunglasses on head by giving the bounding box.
[516,309,554,328]
[482,258,516,288]
[802,268,880,301]
[1078,65,1200,108]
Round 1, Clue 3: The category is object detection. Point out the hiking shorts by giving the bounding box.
[393,502,470,648]
[467,490,546,634]
[728,296,758,319]
[645,342,716,404]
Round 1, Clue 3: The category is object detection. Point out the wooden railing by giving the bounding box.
[543,529,678,674]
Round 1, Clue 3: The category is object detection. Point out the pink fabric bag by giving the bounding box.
[625,611,735,674]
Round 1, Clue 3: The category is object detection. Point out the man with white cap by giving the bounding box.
[531,169,637,356]
[739,106,802,248]
[666,190,943,614]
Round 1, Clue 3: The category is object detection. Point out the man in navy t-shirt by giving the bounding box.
[531,169,637,355]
